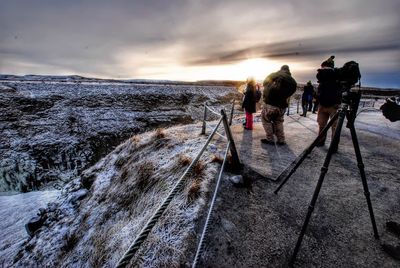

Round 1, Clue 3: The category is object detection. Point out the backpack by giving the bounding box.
[317,81,342,107]
[316,67,337,83]
[255,89,262,102]
[338,61,361,85]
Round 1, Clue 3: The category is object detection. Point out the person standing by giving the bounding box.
[261,65,297,145]
[315,59,341,151]
[242,77,257,130]
[301,81,314,116]
[312,89,319,114]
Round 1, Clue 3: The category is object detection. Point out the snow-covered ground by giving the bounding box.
[1,105,397,267]
[0,190,60,265]
[1,82,398,267]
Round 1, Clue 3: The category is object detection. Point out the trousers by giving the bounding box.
[261,104,286,143]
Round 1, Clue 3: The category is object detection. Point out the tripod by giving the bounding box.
[274,88,380,266]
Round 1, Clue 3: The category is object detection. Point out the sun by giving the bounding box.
[235,58,282,81]
[133,57,299,82]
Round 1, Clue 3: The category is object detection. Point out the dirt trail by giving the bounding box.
[198,112,400,267]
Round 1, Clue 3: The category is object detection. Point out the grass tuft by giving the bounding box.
[211,154,223,164]
[178,154,192,166]
[130,135,140,143]
[192,160,205,177]
[89,231,109,267]
[62,231,79,253]
[119,166,131,182]
[154,128,166,139]
[115,155,129,169]
[187,179,202,203]
[136,161,155,191]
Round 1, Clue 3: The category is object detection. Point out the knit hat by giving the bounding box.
[280,65,290,72]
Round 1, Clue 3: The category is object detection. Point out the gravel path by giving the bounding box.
[198,110,400,267]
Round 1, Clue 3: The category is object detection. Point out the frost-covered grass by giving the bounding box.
[0,190,60,266]
[10,123,226,267]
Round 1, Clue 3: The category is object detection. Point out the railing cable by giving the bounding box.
[192,141,231,268]
[116,117,224,268]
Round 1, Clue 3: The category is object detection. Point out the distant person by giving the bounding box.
[261,65,297,145]
[301,81,314,117]
[315,58,341,152]
[321,55,335,68]
[255,83,262,110]
[312,90,319,114]
[242,77,257,130]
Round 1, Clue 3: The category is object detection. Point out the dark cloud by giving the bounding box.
[188,34,400,65]
[0,0,399,87]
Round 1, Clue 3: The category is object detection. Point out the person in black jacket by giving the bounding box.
[301,81,314,116]
[315,63,341,151]
[242,77,257,130]
[261,65,297,145]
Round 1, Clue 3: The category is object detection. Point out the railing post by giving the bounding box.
[297,98,300,114]
[229,99,235,126]
[201,102,207,135]
[221,109,241,169]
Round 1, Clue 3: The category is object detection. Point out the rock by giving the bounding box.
[25,215,46,237]
[80,172,96,189]
[47,202,58,212]
[69,189,88,204]
[209,144,218,153]
[38,208,46,216]
[229,175,244,186]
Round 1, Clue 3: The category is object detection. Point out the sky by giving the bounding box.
[0,0,399,88]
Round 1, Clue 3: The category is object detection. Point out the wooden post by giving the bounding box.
[201,103,207,135]
[229,99,235,126]
[221,109,241,169]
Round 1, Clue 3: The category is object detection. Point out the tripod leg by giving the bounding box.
[346,115,379,239]
[274,111,339,194]
[289,109,346,266]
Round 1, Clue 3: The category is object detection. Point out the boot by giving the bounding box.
[316,136,326,147]
[387,221,400,237]
[382,243,400,260]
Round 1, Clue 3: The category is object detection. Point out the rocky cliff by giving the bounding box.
[0,79,239,192]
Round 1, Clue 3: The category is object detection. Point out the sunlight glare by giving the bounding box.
[136,57,290,82]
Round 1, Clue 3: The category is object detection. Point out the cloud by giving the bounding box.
[0,0,399,87]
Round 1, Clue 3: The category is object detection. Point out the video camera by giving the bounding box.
[317,60,361,91]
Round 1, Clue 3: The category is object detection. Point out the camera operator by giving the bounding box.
[315,56,341,152]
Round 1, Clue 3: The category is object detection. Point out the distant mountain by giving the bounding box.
[0,74,243,87]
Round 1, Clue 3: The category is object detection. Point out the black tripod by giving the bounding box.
[274,88,380,266]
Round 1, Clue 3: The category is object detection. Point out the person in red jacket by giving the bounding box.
[242,77,257,130]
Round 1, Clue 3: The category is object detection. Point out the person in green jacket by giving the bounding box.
[261,65,297,145]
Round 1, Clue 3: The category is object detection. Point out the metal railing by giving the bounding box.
[116,100,241,268]
[192,141,231,268]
